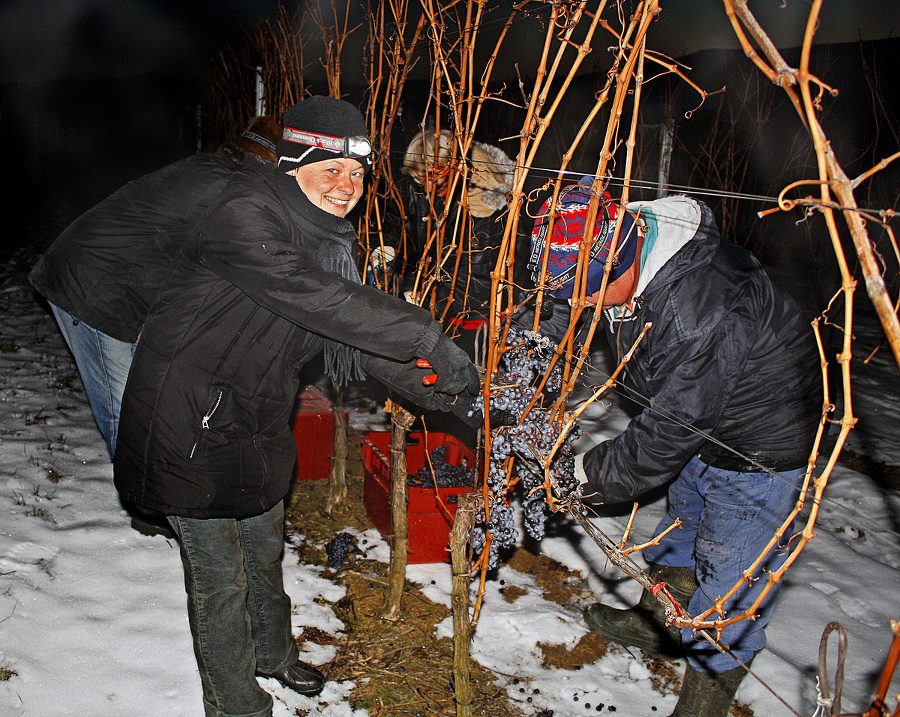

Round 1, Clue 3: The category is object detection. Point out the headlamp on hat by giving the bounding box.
[276,96,373,174]
[281,127,372,160]
[528,180,637,300]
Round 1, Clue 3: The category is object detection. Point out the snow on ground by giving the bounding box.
[0,257,898,717]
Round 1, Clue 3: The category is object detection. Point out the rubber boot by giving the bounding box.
[583,563,698,660]
[670,663,748,717]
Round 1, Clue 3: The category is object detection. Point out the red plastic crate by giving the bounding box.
[292,386,346,481]
[361,431,476,563]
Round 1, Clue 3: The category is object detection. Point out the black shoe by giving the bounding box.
[130,512,177,539]
[258,660,325,696]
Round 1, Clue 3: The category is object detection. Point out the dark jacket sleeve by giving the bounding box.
[28,152,239,341]
[579,312,754,504]
[192,192,443,363]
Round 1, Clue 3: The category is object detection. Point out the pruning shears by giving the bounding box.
[416,358,438,386]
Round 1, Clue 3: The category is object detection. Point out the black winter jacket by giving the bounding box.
[29,151,242,343]
[381,175,503,322]
[579,205,821,504]
[114,156,447,519]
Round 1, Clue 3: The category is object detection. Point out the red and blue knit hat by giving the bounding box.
[529,180,637,299]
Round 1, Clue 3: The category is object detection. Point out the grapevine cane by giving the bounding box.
[567,509,690,631]
[669,0,874,635]
[862,620,900,717]
[382,402,416,621]
[568,503,806,717]
[476,1,670,623]
[450,492,483,717]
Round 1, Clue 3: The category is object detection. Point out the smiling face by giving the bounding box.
[290,157,365,217]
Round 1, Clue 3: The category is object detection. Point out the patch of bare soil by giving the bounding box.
[504,548,592,606]
[537,632,608,669]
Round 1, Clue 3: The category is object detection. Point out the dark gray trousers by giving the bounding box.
[168,502,299,717]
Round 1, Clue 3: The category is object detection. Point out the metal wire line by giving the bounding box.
[383,146,779,203]
[526,166,781,205]
[381,146,898,215]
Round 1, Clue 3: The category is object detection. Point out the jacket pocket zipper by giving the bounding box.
[190,390,223,458]
[253,434,270,481]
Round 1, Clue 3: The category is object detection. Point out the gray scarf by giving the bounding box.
[276,171,366,385]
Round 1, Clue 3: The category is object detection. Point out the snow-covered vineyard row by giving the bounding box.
[0,254,897,716]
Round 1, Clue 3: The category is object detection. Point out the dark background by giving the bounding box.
[1,0,897,275]
[1,0,897,482]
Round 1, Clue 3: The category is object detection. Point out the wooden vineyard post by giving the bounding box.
[382,402,415,620]
[450,492,483,717]
[326,385,348,514]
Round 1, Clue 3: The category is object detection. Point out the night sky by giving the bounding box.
[2,0,897,83]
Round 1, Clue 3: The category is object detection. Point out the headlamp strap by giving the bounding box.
[241,130,276,153]
[281,127,371,158]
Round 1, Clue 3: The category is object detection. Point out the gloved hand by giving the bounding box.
[366,245,396,286]
[432,389,482,428]
[371,245,396,270]
[429,382,518,429]
[418,333,480,396]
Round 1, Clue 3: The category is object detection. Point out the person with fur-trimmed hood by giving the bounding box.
[29,116,284,459]
[375,128,514,356]
[113,96,479,717]
[531,188,821,717]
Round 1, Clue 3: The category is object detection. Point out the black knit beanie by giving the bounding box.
[277,96,372,174]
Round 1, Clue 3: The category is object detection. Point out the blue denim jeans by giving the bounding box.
[643,456,804,674]
[49,303,135,459]
[168,502,299,717]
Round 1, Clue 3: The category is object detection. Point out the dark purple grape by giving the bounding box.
[325,532,356,569]
[412,445,474,488]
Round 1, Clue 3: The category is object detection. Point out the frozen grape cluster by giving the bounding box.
[550,443,581,501]
[324,532,356,570]
[500,326,563,391]
[472,498,518,570]
[471,327,584,569]
[410,445,475,489]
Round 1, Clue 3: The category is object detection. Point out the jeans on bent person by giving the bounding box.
[643,455,804,674]
[49,303,135,459]
[168,502,299,717]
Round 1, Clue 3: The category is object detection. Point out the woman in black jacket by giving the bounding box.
[376,129,513,359]
[114,97,478,717]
